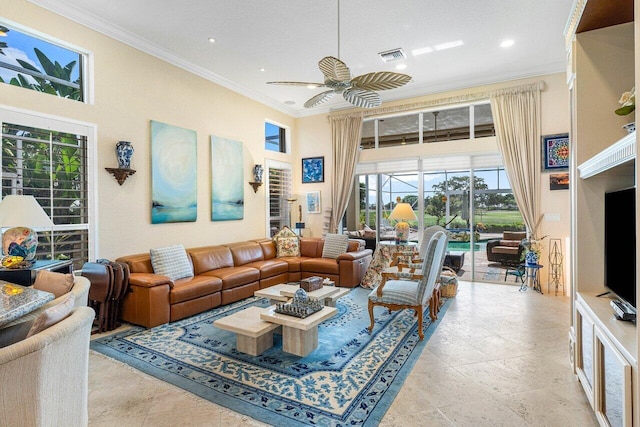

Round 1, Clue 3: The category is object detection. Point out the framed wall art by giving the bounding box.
[550,173,569,190]
[542,133,569,171]
[306,191,321,214]
[211,135,244,221]
[151,120,197,224]
[302,156,324,183]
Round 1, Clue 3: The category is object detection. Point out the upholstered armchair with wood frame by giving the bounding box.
[367,230,448,340]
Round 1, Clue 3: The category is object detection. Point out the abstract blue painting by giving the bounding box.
[211,136,244,221]
[151,120,197,224]
[302,156,324,183]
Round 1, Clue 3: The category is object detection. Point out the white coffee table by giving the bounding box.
[254,283,350,307]
[213,306,281,356]
[260,306,337,357]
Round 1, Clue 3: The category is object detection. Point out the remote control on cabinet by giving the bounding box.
[610,299,636,321]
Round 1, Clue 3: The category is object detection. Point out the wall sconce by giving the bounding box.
[249,164,264,193]
[105,140,136,185]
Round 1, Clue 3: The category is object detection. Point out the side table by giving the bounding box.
[0,259,73,286]
[522,263,543,293]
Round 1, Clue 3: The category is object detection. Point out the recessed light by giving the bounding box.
[259,67,265,72]
[284,100,296,105]
[307,84,318,89]
[412,46,433,56]
[395,64,407,70]
[500,39,515,48]
[434,40,464,51]
[208,37,216,43]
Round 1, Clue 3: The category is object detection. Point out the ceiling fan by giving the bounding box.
[266,1,412,109]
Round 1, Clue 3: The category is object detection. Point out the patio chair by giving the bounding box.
[367,230,448,340]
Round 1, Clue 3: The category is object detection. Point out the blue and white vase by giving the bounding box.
[525,250,539,266]
[116,141,134,169]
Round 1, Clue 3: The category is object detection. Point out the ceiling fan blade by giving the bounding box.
[266,81,327,87]
[350,72,412,91]
[304,90,338,108]
[318,56,351,83]
[343,88,382,109]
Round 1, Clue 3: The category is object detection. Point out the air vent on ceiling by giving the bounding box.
[378,48,406,63]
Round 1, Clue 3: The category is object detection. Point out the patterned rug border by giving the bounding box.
[91,289,452,426]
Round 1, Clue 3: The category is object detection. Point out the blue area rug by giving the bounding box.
[91,287,451,426]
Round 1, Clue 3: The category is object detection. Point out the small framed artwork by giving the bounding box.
[542,133,569,171]
[302,156,324,183]
[550,173,569,190]
[306,191,321,213]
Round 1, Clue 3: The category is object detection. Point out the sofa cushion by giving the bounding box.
[493,246,520,255]
[245,259,289,278]
[276,236,300,257]
[227,241,264,266]
[169,275,223,304]
[273,227,300,257]
[189,245,234,275]
[300,258,340,275]
[202,266,260,290]
[322,233,349,259]
[150,244,194,281]
[26,292,75,338]
[33,270,74,298]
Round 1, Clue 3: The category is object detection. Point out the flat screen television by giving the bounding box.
[604,187,636,308]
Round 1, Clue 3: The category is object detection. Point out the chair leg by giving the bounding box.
[416,307,424,341]
[367,299,375,333]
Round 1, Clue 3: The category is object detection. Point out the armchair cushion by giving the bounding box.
[26,292,75,338]
[150,244,194,281]
[322,233,349,259]
[368,280,419,305]
[33,270,74,298]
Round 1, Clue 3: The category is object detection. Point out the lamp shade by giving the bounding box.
[388,202,417,221]
[0,195,53,228]
[388,197,416,243]
[0,195,53,261]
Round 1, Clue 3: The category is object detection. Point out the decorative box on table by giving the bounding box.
[300,276,323,292]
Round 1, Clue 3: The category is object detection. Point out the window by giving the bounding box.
[265,122,287,153]
[266,161,292,235]
[1,116,92,270]
[0,21,86,102]
[360,102,494,149]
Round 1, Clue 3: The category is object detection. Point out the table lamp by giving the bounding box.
[0,195,53,261]
[388,197,417,243]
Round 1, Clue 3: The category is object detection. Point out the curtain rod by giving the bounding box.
[329,81,546,119]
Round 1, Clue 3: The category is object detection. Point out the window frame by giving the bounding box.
[0,106,97,267]
[0,18,94,104]
[265,159,293,236]
[265,120,290,154]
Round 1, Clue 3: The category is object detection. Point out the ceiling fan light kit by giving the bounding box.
[267,1,412,109]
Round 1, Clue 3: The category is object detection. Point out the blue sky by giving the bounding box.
[0,25,80,82]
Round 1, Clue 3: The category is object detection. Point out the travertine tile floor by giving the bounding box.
[88,281,598,426]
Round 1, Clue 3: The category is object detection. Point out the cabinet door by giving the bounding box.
[594,327,632,427]
[575,302,595,409]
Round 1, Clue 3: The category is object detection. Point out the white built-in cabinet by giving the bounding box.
[566,1,638,426]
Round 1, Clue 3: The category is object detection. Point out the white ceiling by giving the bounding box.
[32,0,575,117]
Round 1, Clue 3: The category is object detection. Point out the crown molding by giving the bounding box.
[28,0,301,118]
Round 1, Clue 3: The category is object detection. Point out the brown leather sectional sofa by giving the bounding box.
[116,237,372,328]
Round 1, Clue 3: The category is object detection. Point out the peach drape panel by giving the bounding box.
[490,83,543,238]
[329,112,363,233]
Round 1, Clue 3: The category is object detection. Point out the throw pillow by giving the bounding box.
[363,224,376,239]
[273,226,300,257]
[26,292,75,338]
[276,236,300,257]
[33,270,74,298]
[150,244,194,281]
[322,233,349,259]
